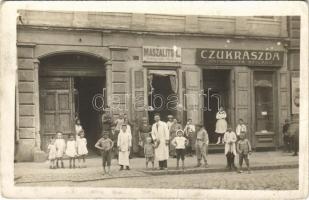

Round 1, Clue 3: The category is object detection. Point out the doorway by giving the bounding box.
[39,53,106,152]
[203,69,231,143]
[74,77,105,151]
[148,70,178,124]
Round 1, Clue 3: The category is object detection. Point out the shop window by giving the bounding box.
[254,71,275,132]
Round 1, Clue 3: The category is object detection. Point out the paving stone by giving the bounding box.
[14,151,299,185]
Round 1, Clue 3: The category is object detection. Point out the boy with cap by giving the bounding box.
[236,131,252,173]
[95,131,114,175]
[184,118,196,156]
[195,123,209,168]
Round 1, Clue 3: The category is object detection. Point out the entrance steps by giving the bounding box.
[208,144,225,153]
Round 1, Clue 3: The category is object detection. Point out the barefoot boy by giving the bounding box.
[95,131,114,175]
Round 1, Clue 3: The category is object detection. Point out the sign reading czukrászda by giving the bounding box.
[196,49,284,66]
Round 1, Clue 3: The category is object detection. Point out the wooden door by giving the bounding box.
[39,77,75,152]
[131,69,147,153]
[278,72,290,147]
[184,70,201,124]
[132,69,146,121]
[234,67,252,145]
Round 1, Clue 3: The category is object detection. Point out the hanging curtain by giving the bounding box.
[169,75,177,94]
[148,70,178,94]
[148,74,153,94]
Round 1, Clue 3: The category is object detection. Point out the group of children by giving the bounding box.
[47,131,88,169]
[47,117,252,174]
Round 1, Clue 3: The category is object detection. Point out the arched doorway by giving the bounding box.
[39,53,106,153]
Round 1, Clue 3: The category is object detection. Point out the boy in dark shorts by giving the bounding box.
[144,137,155,169]
[236,131,252,173]
[95,131,114,175]
[171,130,188,170]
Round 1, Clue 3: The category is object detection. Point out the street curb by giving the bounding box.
[15,164,298,184]
[139,164,299,176]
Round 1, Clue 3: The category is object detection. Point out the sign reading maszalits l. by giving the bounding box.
[196,48,284,66]
[143,46,181,62]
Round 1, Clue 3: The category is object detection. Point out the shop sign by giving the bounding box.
[143,46,181,63]
[196,48,284,66]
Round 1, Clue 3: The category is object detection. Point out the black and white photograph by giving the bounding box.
[0,1,308,199]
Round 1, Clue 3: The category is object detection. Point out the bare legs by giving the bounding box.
[56,157,64,168]
[69,157,76,168]
[78,155,86,168]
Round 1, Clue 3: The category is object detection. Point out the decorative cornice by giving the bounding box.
[17,25,289,42]
[143,62,181,68]
[109,46,129,51]
[17,42,36,48]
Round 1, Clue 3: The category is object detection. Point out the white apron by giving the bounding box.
[151,121,169,161]
[223,131,237,156]
[117,129,132,166]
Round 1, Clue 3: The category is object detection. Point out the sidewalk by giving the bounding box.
[14,151,298,184]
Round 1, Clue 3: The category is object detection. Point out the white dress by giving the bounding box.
[117,129,132,166]
[215,111,228,134]
[48,144,56,160]
[65,140,77,158]
[55,139,66,158]
[236,124,247,136]
[76,138,88,155]
[75,124,83,135]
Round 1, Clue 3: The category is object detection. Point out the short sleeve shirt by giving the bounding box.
[173,136,187,149]
[96,138,113,151]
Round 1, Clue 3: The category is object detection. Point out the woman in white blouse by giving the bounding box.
[215,106,228,144]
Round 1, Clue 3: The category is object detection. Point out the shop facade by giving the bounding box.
[16,10,292,161]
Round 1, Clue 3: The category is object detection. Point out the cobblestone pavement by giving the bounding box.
[17,168,298,190]
[15,151,298,184]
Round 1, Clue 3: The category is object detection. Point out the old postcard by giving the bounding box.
[0,1,308,199]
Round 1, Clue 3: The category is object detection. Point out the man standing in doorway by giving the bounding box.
[114,113,125,136]
[151,113,170,170]
[166,115,174,131]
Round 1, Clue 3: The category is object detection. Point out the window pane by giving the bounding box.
[254,72,274,132]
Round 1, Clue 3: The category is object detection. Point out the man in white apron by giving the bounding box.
[117,124,132,170]
[151,113,169,170]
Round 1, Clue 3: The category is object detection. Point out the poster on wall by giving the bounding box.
[291,77,300,114]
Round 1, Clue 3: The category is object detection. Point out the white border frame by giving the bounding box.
[1,1,308,199]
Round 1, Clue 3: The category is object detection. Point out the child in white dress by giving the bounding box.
[215,106,228,144]
[75,118,83,139]
[77,131,88,168]
[66,134,77,168]
[55,132,66,168]
[47,137,56,169]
